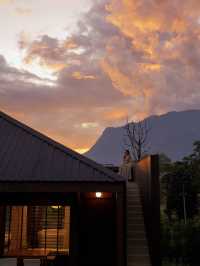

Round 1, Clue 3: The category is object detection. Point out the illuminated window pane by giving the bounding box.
[4,205,70,256]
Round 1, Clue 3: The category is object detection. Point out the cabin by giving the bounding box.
[0,111,160,266]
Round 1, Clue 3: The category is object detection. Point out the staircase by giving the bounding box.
[127,182,151,266]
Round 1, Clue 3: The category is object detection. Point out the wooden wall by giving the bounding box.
[0,206,5,256]
[135,155,160,266]
[79,194,116,266]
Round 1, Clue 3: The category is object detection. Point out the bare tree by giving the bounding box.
[124,118,151,161]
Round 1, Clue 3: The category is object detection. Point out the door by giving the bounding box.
[79,194,115,266]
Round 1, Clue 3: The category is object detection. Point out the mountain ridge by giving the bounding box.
[85,109,200,165]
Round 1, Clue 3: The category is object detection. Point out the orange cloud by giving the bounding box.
[101,59,138,96]
[15,7,32,16]
[140,63,161,72]
[63,39,78,49]
[105,109,128,121]
[72,71,96,80]
[0,0,13,4]
[106,0,193,37]
[20,35,78,74]
[40,62,66,72]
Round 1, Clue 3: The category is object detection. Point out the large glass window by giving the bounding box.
[3,205,70,257]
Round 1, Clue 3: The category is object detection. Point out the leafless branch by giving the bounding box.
[123,118,151,161]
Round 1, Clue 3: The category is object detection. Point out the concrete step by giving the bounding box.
[128,245,149,254]
[127,191,140,195]
[127,208,143,214]
[127,203,141,207]
[127,188,140,192]
[127,210,143,216]
[127,195,141,200]
[127,231,147,238]
[128,239,148,245]
[129,262,151,266]
[24,259,40,266]
[127,230,146,235]
[128,223,146,231]
[130,264,151,266]
[127,198,141,202]
[128,255,150,264]
[127,182,151,266]
[127,190,140,195]
[0,259,17,266]
[127,217,145,223]
[127,214,144,219]
[127,205,143,210]
[127,193,140,196]
[127,211,143,216]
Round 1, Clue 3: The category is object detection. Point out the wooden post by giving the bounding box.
[69,194,79,266]
[10,207,23,252]
[0,206,5,256]
[63,206,70,251]
[116,191,125,266]
[135,155,160,266]
[17,257,24,266]
[40,257,47,266]
[150,155,161,266]
[21,207,28,250]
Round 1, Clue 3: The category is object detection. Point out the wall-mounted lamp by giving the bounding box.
[95,192,102,198]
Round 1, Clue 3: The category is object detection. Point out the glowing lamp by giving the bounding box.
[95,192,102,198]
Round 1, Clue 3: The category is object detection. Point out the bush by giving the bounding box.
[161,215,200,266]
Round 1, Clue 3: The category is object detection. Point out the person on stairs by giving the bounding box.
[119,150,135,181]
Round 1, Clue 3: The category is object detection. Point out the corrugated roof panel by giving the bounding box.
[0,111,125,182]
[39,142,54,181]
[18,133,40,180]
[0,123,23,180]
[12,127,37,180]
[24,136,43,181]
[79,162,94,181]
[0,119,18,167]
[47,148,64,180]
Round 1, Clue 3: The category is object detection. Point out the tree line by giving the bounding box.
[160,141,200,266]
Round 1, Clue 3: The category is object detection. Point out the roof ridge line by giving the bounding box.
[0,110,123,181]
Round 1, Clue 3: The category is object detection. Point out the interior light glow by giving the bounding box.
[95,192,102,198]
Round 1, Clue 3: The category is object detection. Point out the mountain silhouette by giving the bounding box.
[85,110,200,165]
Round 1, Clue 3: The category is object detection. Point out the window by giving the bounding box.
[3,205,70,257]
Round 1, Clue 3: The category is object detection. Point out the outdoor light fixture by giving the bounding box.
[95,192,102,198]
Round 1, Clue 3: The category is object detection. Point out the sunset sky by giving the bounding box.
[1,0,200,153]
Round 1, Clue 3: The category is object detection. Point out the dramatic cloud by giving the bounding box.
[15,7,32,15]
[103,0,200,115]
[0,0,13,4]
[1,0,200,152]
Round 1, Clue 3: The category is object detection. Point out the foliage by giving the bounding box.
[161,142,200,221]
[160,153,173,205]
[161,141,200,265]
[165,162,198,220]
[159,153,172,175]
[161,216,200,266]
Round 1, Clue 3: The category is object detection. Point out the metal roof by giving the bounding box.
[0,111,125,182]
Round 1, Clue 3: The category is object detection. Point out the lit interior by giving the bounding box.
[3,205,70,257]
